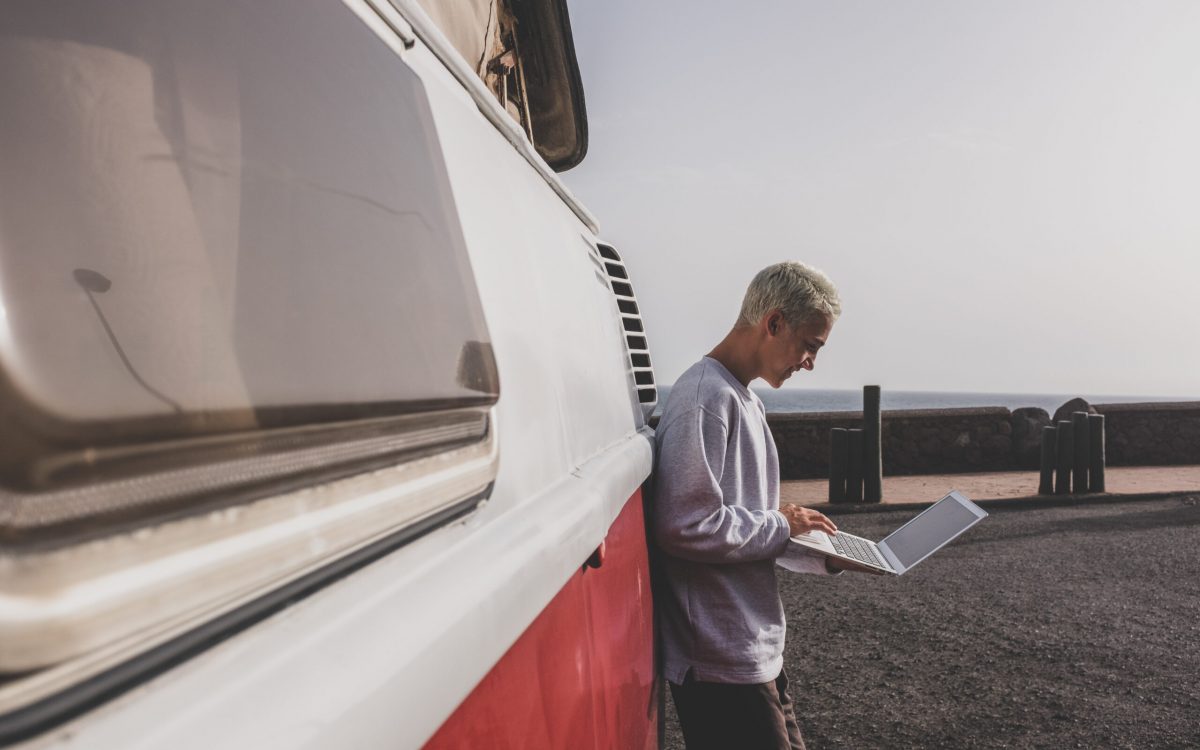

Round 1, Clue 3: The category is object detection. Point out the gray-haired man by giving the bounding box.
[653,261,876,750]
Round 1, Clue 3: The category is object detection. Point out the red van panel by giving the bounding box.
[424,490,657,749]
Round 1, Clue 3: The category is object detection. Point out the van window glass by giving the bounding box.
[0,0,497,505]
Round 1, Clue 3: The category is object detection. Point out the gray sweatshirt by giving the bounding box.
[652,357,829,685]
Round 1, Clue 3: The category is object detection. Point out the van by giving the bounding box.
[0,1,659,746]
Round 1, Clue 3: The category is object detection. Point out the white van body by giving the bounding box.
[0,1,660,747]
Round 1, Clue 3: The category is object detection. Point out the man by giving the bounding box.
[653,261,875,750]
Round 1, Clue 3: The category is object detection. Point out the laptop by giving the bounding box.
[784,490,987,576]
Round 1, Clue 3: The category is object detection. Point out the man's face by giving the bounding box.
[761,312,834,388]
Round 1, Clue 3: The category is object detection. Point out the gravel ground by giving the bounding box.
[663,496,1200,749]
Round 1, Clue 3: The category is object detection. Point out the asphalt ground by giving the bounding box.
[662,495,1200,749]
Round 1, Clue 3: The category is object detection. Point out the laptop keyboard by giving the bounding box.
[829,532,888,569]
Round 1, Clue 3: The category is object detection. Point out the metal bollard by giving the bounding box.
[863,385,883,503]
[846,428,864,503]
[1039,425,1056,495]
[1054,421,1073,495]
[1072,412,1091,493]
[1088,414,1106,493]
[829,428,848,503]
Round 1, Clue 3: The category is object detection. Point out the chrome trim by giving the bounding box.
[1,410,490,545]
[362,0,416,47]
[0,412,497,688]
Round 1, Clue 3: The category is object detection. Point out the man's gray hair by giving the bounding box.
[737,261,842,328]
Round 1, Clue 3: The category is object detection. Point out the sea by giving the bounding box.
[651,386,1194,416]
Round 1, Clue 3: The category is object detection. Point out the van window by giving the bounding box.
[407,0,588,170]
[0,4,501,718]
[0,0,497,542]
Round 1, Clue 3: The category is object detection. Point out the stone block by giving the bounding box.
[1011,407,1051,470]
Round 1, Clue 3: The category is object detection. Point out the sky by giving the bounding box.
[562,0,1200,397]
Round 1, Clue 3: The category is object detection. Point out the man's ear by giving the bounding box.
[766,310,784,336]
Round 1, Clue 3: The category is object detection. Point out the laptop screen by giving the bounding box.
[882,497,982,569]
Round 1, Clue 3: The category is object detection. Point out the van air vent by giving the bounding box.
[595,242,657,411]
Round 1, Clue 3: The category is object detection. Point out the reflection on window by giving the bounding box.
[0,0,497,528]
[0,0,499,718]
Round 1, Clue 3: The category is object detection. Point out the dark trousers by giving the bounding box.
[669,669,806,750]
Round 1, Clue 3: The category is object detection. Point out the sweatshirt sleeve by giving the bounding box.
[652,406,792,563]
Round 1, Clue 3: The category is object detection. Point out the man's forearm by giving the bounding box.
[655,503,792,563]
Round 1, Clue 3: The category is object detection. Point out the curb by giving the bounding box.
[814,489,1200,515]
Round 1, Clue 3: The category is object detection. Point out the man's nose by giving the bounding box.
[800,358,814,371]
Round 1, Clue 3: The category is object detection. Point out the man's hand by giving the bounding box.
[779,504,837,537]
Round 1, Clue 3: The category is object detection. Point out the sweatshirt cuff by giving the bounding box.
[770,509,793,557]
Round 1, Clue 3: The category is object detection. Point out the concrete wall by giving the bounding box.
[761,401,1200,480]
[1098,402,1200,467]
[768,405,1012,477]
[769,408,1014,480]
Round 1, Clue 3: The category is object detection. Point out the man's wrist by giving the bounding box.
[772,510,794,556]
[775,509,793,536]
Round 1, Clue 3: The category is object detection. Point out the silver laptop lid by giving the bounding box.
[878,491,987,573]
